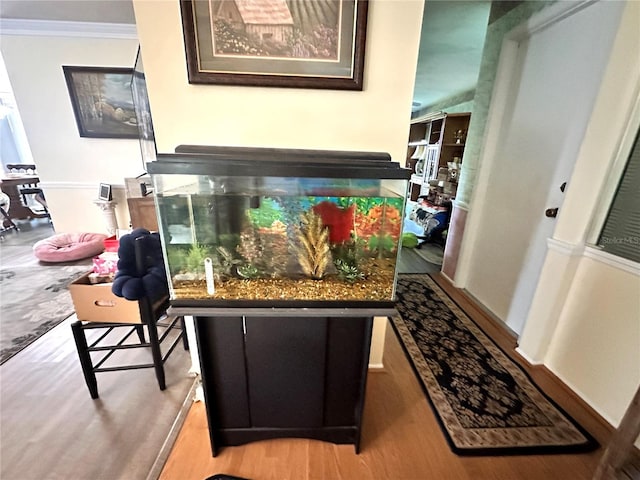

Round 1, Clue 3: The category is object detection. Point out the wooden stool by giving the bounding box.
[71,294,188,399]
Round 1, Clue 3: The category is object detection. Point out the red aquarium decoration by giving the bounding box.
[312,201,356,244]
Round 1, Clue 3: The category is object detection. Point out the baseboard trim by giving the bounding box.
[515,346,543,366]
[146,378,199,480]
[528,364,615,447]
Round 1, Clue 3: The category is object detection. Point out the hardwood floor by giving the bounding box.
[0,218,54,267]
[0,218,196,480]
[0,314,195,480]
[397,246,441,275]
[1,223,605,479]
[158,275,604,480]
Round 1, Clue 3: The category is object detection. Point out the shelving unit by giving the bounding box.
[406,112,471,203]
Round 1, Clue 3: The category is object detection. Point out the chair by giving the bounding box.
[71,235,188,399]
[5,163,49,217]
[0,189,18,239]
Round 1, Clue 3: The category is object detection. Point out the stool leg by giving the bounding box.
[71,321,99,399]
[135,325,145,343]
[147,322,166,390]
[180,316,190,351]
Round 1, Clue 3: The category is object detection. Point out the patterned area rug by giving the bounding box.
[0,263,89,364]
[392,274,598,455]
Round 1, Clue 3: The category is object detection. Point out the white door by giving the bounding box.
[464,1,624,335]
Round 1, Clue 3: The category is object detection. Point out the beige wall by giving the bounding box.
[132,0,424,366]
[517,1,640,427]
[0,32,142,233]
[545,255,640,426]
[132,0,421,161]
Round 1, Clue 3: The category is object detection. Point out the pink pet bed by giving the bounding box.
[33,232,107,263]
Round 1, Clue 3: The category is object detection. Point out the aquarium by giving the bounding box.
[147,148,411,307]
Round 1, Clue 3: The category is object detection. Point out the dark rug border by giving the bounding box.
[390,273,599,456]
[0,266,89,366]
[0,312,74,365]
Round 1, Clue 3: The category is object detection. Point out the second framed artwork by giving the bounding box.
[62,66,138,139]
[180,0,368,90]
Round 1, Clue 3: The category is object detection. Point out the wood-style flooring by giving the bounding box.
[158,273,606,480]
[0,218,55,267]
[0,219,195,480]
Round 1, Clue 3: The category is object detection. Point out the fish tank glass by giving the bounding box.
[147,147,411,308]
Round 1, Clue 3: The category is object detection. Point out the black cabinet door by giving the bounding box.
[324,317,370,426]
[244,316,327,428]
[196,316,251,428]
[195,314,373,454]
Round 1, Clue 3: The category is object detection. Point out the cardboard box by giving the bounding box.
[69,272,142,324]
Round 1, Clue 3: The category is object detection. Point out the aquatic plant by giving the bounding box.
[237,227,262,264]
[332,240,360,268]
[214,246,242,277]
[237,264,260,279]
[368,234,396,254]
[185,243,211,274]
[166,246,187,277]
[292,210,332,280]
[334,259,365,283]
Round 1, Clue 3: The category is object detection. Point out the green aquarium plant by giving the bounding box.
[368,234,396,255]
[166,246,188,277]
[334,259,365,283]
[237,264,261,279]
[185,243,211,274]
[214,245,242,278]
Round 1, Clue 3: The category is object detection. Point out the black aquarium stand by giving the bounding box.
[169,307,395,456]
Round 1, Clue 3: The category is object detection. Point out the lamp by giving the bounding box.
[410,144,426,159]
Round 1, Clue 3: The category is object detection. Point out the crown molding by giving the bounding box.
[0,19,137,39]
[39,182,125,190]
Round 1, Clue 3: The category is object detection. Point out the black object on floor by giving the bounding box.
[206,475,250,480]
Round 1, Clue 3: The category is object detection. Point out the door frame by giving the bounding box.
[454,0,600,290]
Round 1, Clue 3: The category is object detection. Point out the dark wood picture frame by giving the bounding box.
[62,66,139,139]
[180,0,368,90]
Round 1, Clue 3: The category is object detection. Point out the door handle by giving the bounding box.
[545,208,558,218]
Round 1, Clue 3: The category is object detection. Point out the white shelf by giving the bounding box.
[410,174,424,185]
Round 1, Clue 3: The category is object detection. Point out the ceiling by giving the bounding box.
[0,0,490,115]
[413,1,491,113]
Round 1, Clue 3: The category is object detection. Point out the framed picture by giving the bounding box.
[62,66,139,139]
[131,48,158,166]
[98,183,112,201]
[180,0,368,90]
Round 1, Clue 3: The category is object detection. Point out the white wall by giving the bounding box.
[132,0,421,161]
[132,0,424,366]
[545,254,640,426]
[515,1,640,428]
[0,29,143,233]
[463,1,623,327]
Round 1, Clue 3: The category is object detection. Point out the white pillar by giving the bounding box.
[93,200,118,236]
